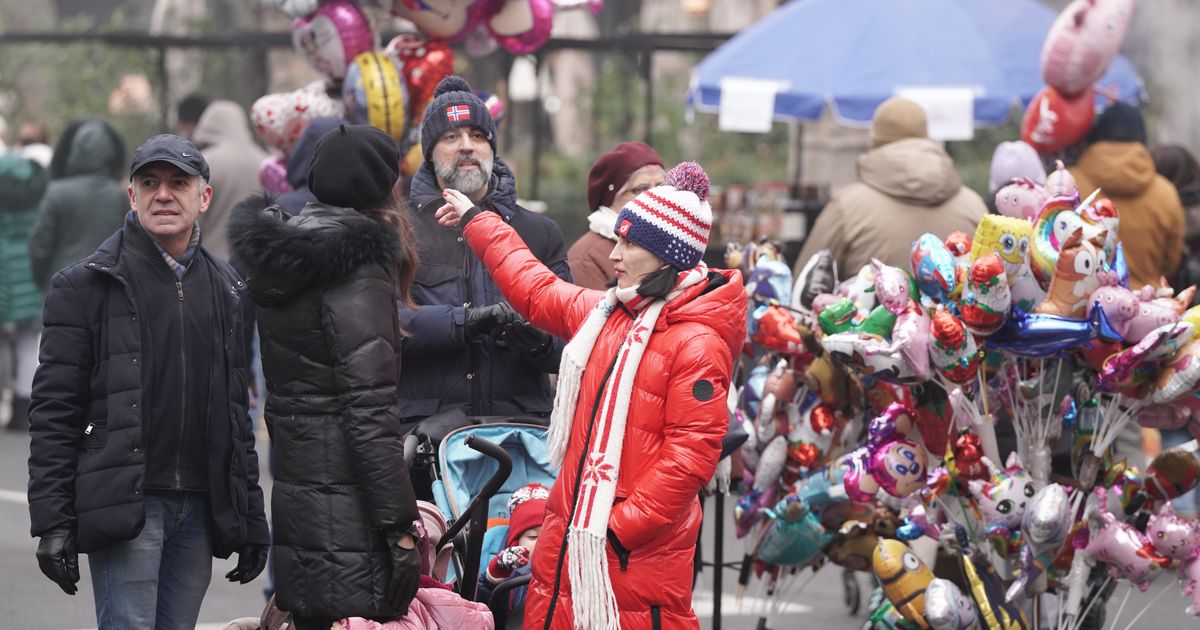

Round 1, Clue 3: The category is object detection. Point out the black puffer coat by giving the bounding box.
[27,217,269,557]
[229,194,419,620]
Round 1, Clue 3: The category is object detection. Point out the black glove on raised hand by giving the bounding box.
[464,302,520,341]
[225,543,270,584]
[36,525,79,595]
[386,530,422,616]
[501,320,553,357]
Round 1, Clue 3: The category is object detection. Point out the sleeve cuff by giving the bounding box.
[462,206,484,225]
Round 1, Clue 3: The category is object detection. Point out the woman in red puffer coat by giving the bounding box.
[435,162,746,630]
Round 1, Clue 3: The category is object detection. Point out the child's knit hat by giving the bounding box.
[506,483,551,548]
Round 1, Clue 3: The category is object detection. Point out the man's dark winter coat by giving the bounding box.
[27,216,270,558]
[401,159,570,421]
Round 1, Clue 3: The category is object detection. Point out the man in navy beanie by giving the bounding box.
[400,76,571,464]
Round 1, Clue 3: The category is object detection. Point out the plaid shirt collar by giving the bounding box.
[128,210,201,278]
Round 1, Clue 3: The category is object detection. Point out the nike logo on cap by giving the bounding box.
[181,152,192,157]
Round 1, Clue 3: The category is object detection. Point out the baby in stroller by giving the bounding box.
[476,483,550,628]
[224,501,493,630]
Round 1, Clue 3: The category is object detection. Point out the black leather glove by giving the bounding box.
[464,302,520,341]
[36,525,79,595]
[500,320,553,357]
[225,543,269,584]
[386,530,422,616]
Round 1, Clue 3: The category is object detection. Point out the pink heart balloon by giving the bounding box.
[291,0,376,80]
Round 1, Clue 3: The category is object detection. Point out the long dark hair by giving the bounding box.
[362,190,420,308]
[636,265,679,300]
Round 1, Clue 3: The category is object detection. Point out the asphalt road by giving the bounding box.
[1,429,1195,629]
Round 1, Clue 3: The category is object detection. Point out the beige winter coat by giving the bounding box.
[1069,142,1186,290]
[795,138,987,279]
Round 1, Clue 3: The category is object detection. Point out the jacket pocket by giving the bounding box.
[607,528,631,572]
[414,263,460,289]
[80,421,108,450]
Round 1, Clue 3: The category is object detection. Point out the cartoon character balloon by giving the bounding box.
[1035,228,1105,319]
[925,578,980,630]
[961,253,1011,336]
[1085,487,1171,590]
[970,214,1043,312]
[1041,0,1136,96]
[873,539,934,627]
[911,233,957,303]
[1125,285,1193,342]
[1030,195,1095,287]
[929,307,980,383]
[994,177,1048,223]
[842,403,928,501]
[292,0,376,80]
[1087,272,1139,339]
[754,496,833,567]
[872,258,916,315]
[1146,502,1200,561]
[968,453,1033,556]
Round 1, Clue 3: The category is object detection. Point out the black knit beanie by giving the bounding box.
[1087,102,1147,145]
[307,124,400,209]
[419,76,498,162]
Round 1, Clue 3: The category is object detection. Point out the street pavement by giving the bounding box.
[0,429,1195,629]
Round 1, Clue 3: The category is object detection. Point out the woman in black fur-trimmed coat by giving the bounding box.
[228,125,423,628]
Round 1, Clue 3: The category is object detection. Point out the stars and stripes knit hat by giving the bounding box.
[614,161,713,271]
[419,75,498,162]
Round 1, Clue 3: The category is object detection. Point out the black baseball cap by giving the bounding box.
[129,134,210,180]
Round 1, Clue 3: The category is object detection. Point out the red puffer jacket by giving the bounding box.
[463,211,747,630]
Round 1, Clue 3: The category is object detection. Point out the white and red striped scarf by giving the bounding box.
[547,263,708,630]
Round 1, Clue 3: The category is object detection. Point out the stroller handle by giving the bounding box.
[437,434,513,550]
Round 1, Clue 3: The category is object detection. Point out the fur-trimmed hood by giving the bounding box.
[229,192,402,307]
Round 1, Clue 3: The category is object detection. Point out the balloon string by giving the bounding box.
[1106,583,1133,630]
[1118,580,1174,630]
[979,361,991,416]
[1068,574,1112,630]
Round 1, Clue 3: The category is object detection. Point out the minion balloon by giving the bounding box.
[872,539,933,627]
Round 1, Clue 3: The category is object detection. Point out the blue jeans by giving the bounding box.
[88,491,213,630]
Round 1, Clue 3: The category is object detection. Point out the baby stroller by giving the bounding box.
[406,415,556,627]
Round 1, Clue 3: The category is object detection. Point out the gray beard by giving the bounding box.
[435,154,492,196]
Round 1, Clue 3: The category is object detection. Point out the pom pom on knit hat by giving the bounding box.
[666,161,710,202]
[614,161,714,271]
[434,76,472,98]
[419,75,499,164]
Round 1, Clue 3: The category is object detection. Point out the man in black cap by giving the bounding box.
[401,76,571,432]
[26,134,270,628]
